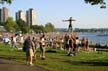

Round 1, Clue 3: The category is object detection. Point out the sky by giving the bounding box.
[0,0,108,29]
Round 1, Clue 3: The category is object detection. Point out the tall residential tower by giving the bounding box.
[0,7,9,22]
[16,10,26,22]
[0,9,1,22]
[26,8,36,26]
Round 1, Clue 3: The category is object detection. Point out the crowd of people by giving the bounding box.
[0,32,90,66]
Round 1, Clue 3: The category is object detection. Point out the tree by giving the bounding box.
[16,19,31,33]
[85,0,106,8]
[31,25,45,33]
[4,17,17,32]
[44,22,55,32]
[0,0,12,4]
[0,21,4,26]
[0,0,106,8]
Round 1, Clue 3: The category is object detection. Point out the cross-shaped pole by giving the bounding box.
[62,17,76,32]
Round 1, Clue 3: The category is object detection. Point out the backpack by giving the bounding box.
[22,46,26,52]
[22,40,27,52]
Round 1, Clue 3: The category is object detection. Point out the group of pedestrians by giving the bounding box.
[23,34,46,66]
[64,33,90,56]
[0,32,90,66]
[64,33,80,56]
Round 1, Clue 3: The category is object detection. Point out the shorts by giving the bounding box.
[26,48,34,57]
[40,45,45,52]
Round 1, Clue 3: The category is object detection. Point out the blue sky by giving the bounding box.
[0,0,108,29]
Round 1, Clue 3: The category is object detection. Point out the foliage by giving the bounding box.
[31,22,55,33]
[44,22,55,32]
[16,19,31,33]
[0,0,12,4]
[4,17,17,32]
[3,18,55,33]
[85,0,106,8]
[0,0,106,8]
[0,21,4,26]
[14,23,20,32]
[31,25,45,33]
[85,0,103,5]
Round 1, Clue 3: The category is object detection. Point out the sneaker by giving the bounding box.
[30,63,34,66]
[30,62,34,66]
[42,56,46,60]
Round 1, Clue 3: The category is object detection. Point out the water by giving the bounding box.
[78,33,108,45]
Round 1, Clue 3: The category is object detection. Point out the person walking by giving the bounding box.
[11,34,18,50]
[23,36,35,66]
[39,34,46,60]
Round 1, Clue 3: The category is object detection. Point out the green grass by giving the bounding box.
[0,43,108,71]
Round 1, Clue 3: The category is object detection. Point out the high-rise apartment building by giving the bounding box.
[26,8,36,26]
[0,7,9,22]
[26,11,30,26]
[15,8,36,26]
[2,7,9,22]
[16,10,26,22]
[0,9,1,22]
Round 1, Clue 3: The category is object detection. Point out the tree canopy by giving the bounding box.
[44,22,55,32]
[4,17,17,32]
[16,19,31,33]
[0,0,106,8]
[0,0,12,4]
[31,25,44,33]
[84,0,106,8]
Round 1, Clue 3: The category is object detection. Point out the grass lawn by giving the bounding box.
[0,43,108,71]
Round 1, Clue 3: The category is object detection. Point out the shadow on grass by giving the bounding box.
[0,55,25,61]
[64,60,108,66]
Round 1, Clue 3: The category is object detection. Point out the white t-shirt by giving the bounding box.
[13,37,17,43]
[41,38,45,45]
[76,39,79,45]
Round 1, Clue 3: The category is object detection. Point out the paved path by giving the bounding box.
[0,59,50,71]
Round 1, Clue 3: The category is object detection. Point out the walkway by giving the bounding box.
[0,59,50,71]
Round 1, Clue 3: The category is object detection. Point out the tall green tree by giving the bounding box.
[31,25,44,33]
[44,22,55,32]
[4,17,17,32]
[16,19,31,33]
